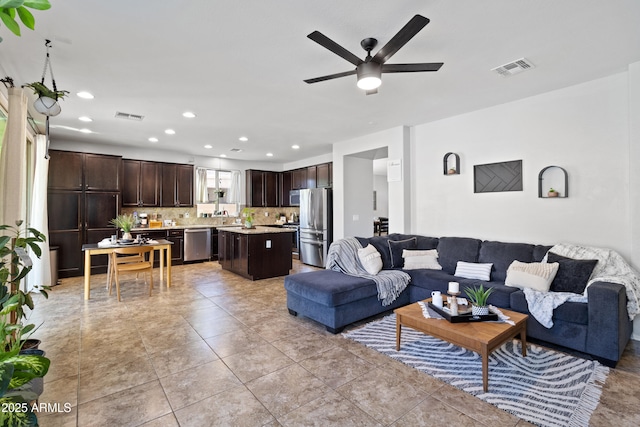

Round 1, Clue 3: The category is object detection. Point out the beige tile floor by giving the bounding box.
[29,260,640,426]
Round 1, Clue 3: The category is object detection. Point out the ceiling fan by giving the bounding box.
[304,14,443,95]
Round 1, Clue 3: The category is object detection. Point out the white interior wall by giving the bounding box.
[373,174,388,218]
[332,126,410,239]
[412,72,632,261]
[343,156,374,238]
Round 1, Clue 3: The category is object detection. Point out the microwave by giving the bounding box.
[289,189,300,206]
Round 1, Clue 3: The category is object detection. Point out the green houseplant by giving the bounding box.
[241,208,255,229]
[547,187,559,197]
[464,284,494,316]
[109,214,135,240]
[0,0,51,42]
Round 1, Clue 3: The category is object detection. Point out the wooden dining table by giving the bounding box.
[81,239,172,300]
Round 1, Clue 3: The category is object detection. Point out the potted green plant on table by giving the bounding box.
[109,214,135,240]
[464,284,494,316]
[241,208,255,229]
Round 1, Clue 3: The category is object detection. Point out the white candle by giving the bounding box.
[448,282,459,293]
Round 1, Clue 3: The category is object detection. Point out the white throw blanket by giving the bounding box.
[523,288,587,328]
[548,244,640,320]
[326,237,410,306]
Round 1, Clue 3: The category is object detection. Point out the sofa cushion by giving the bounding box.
[533,245,553,262]
[388,238,417,268]
[547,252,598,294]
[436,237,481,274]
[454,261,493,281]
[510,290,588,325]
[478,241,536,282]
[284,270,377,306]
[402,249,442,270]
[394,234,439,250]
[357,244,382,275]
[505,261,559,292]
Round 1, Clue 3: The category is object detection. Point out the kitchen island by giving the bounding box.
[217,226,296,280]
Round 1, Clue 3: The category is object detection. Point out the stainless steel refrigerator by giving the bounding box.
[299,188,333,267]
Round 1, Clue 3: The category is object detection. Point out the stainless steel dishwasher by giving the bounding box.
[184,228,211,262]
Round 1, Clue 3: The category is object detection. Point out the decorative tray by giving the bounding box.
[428,302,499,323]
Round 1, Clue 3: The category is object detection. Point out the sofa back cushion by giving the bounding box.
[533,245,553,262]
[436,237,482,274]
[356,234,438,270]
[394,234,439,250]
[478,241,536,282]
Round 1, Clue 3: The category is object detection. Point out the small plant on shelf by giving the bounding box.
[547,188,559,197]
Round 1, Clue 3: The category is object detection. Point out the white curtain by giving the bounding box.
[0,87,28,227]
[196,167,208,203]
[226,170,241,203]
[26,135,51,290]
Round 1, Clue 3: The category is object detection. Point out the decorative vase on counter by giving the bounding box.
[244,220,253,229]
[122,231,133,240]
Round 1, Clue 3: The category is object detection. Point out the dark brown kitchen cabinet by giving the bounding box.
[167,229,184,265]
[161,163,194,207]
[122,160,160,207]
[280,171,293,207]
[316,162,332,188]
[292,168,307,190]
[48,150,121,191]
[217,230,292,280]
[246,170,279,207]
[47,150,123,278]
[306,165,317,189]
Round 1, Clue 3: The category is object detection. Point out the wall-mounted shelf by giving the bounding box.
[443,152,460,175]
[538,166,568,198]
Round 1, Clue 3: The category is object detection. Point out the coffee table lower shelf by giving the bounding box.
[394,301,528,392]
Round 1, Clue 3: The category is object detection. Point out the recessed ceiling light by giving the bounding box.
[79,128,92,134]
[266,153,274,157]
[291,145,300,149]
[165,129,176,135]
[77,91,94,99]
[204,144,212,149]
[239,136,248,142]
[220,154,227,158]
[78,116,93,122]
[183,111,196,118]
[148,137,159,143]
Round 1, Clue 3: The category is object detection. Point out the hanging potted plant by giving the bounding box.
[464,284,494,316]
[23,81,68,117]
[109,214,136,240]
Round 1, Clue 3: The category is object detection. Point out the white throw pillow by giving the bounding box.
[454,261,493,281]
[402,249,438,258]
[403,255,442,270]
[505,260,559,292]
[357,244,383,275]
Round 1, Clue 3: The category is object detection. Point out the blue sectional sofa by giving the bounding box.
[284,234,633,366]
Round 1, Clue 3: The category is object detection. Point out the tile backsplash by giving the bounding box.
[121,206,299,227]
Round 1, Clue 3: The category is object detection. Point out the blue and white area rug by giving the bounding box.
[344,315,609,427]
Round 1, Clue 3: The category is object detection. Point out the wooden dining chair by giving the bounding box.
[110,246,154,301]
[378,217,389,235]
[107,249,145,293]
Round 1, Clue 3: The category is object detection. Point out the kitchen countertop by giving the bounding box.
[217,226,296,235]
[131,224,292,232]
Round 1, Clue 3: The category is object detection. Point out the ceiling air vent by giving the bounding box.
[491,58,535,77]
[115,111,145,121]
[230,148,243,152]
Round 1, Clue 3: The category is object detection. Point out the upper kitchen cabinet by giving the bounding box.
[292,168,307,190]
[306,165,317,189]
[48,150,121,191]
[246,170,279,207]
[122,160,160,207]
[161,163,194,207]
[316,162,332,188]
[280,171,293,207]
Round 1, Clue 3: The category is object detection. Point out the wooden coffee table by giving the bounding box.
[395,300,528,392]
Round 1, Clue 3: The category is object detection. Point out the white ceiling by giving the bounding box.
[1,0,639,164]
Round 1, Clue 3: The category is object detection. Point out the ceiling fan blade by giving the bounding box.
[372,15,430,64]
[365,89,378,96]
[307,31,363,66]
[304,69,357,84]
[381,63,443,73]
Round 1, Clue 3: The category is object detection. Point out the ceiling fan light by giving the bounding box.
[356,62,382,90]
